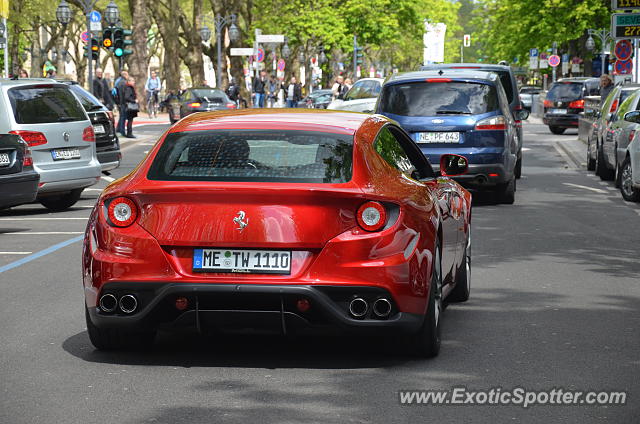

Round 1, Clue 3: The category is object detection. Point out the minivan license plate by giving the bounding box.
[0,153,10,167]
[51,148,81,161]
[93,124,105,134]
[549,109,567,114]
[418,132,460,143]
[193,248,291,274]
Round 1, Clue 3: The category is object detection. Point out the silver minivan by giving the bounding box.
[0,79,101,211]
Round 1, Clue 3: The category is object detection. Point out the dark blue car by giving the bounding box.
[376,70,528,204]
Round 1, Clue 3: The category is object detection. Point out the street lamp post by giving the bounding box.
[213,14,240,88]
[586,29,611,76]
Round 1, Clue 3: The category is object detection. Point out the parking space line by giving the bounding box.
[0,235,83,274]
[4,232,84,235]
[0,252,32,255]
[101,176,115,182]
[562,183,608,194]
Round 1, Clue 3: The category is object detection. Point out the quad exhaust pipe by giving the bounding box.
[99,293,138,314]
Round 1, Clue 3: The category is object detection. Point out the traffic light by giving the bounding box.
[113,27,133,58]
[355,46,364,65]
[89,37,100,60]
[102,27,113,49]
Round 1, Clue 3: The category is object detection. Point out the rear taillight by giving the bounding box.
[357,201,387,232]
[226,103,237,109]
[569,99,584,109]
[22,147,33,167]
[475,115,507,131]
[610,99,618,112]
[543,100,553,108]
[630,130,636,143]
[106,197,138,227]
[188,102,201,108]
[426,78,452,83]
[83,126,96,142]
[8,130,48,147]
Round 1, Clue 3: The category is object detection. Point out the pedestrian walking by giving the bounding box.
[331,75,345,100]
[93,68,114,110]
[114,70,129,135]
[122,77,139,139]
[599,74,614,105]
[226,78,240,108]
[283,76,302,108]
[252,70,267,108]
[267,75,279,108]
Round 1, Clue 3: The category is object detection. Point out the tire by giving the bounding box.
[85,307,155,351]
[596,145,615,181]
[497,175,516,204]
[549,126,565,135]
[405,244,442,358]
[587,136,596,171]
[515,156,522,179]
[448,229,470,303]
[38,188,83,212]
[620,156,640,202]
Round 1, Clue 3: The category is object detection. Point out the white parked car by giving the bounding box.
[327,78,383,113]
[620,123,640,202]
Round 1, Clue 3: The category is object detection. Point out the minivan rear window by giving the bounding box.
[8,86,86,124]
[379,82,499,116]
[546,82,583,101]
[148,130,353,183]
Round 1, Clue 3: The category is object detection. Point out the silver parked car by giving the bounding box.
[327,78,383,113]
[0,79,101,211]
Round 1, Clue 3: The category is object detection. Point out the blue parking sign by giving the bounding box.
[530,48,538,57]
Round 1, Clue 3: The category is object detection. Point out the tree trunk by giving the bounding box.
[129,0,151,109]
[149,0,181,93]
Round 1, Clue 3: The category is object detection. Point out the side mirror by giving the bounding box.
[440,154,469,177]
[516,109,530,120]
[624,110,640,124]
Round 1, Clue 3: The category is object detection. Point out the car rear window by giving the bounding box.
[191,89,228,102]
[69,84,104,111]
[495,71,514,104]
[8,85,86,124]
[379,81,499,116]
[148,130,353,183]
[546,82,583,101]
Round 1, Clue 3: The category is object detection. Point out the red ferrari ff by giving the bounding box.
[82,109,472,357]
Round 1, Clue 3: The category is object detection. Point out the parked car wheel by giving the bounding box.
[620,156,640,202]
[587,136,596,171]
[38,189,83,212]
[448,231,470,303]
[515,156,522,179]
[596,145,614,181]
[405,244,442,358]
[85,307,155,351]
[549,126,566,135]
[498,176,516,204]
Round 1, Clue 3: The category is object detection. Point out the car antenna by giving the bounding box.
[438,70,444,76]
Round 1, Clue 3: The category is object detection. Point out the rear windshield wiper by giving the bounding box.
[57,117,79,122]
[88,105,104,111]
[435,110,472,115]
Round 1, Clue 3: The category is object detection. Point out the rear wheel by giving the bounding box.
[587,136,596,171]
[85,307,155,351]
[515,156,522,179]
[38,189,83,212]
[405,244,442,358]
[549,126,565,135]
[497,176,516,204]
[448,229,470,303]
[620,156,640,202]
[596,145,615,181]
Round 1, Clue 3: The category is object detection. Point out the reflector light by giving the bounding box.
[175,297,189,311]
[107,197,138,227]
[296,299,311,313]
[488,173,499,177]
[83,126,96,142]
[357,201,387,232]
[475,115,507,131]
[9,130,48,146]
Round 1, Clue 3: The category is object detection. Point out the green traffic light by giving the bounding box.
[114,47,124,57]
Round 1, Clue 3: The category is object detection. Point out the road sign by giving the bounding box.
[612,0,640,10]
[90,21,102,32]
[89,11,101,22]
[529,48,539,57]
[230,48,254,56]
[81,31,90,43]
[612,13,640,38]
[614,39,633,61]
[548,54,561,67]
[463,34,470,47]
[256,48,265,63]
[256,34,284,44]
[277,58,285,71]
[615,59,633,74]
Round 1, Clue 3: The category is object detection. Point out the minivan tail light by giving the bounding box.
[543,100,553,107]
[83,126,96,142]
[569,99,584,109]
[476,115,507,131]
[9,130,48,147]
[357,201,387,232]
[426,78,452,83]
[106,197,138,227]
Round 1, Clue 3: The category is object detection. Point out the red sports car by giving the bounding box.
[83,109,472,357]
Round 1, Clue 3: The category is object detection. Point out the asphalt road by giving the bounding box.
[1,121,638,423]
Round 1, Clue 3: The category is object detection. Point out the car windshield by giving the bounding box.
[379,81,499,116]
[69,84,104,111]
[8,85,86,124]
[546,82,583,101]
[148,130,353,183]
[191,89,227,102]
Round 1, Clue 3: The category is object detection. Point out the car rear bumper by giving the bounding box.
[0,171,40,208]
[543,114,580,128]
[97,150,121,171]
[87,282,424,335]
[433,163,509,187]
[35,161,101,193]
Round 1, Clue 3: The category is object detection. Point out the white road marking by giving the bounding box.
[3,232,84,235]
[144,150,149,154]
[521,147,532,151]
[85,188,104,192]
[0,252,32,255]
[563,183,608,194]
[101,176,115,182]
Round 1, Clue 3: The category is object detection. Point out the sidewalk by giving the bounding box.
[114,111,172,127]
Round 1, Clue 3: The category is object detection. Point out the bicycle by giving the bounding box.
[146,90,159,118]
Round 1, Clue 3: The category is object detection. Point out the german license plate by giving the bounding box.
[0,152,10,167]
[51,148,81,161]
[549,109,567,114]
[93,124,105,134]
[193,248,291,274]
[417,132,460,143]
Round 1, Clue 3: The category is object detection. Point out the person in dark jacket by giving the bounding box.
[114,70,129,134]
[93,68,114,110]
[283,76,302,108]
[122,77,139,139]
[252,71,267,107]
